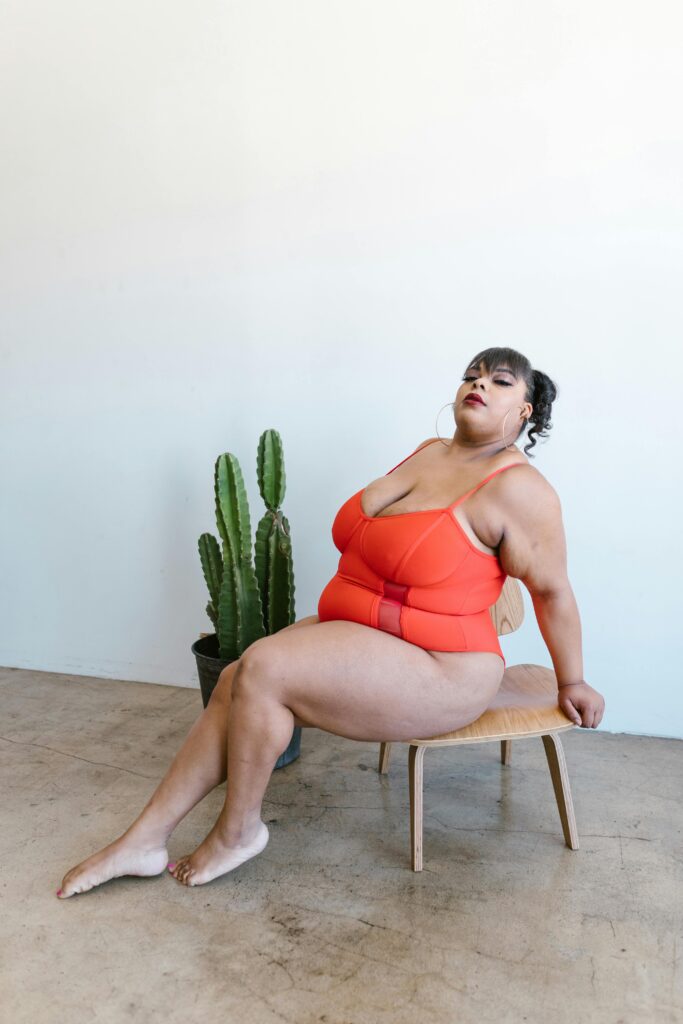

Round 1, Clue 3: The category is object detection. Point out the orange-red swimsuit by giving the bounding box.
[317,440,526,666]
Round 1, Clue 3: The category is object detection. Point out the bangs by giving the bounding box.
[465,346,532,386]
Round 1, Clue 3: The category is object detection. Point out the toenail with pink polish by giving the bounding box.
[56,889,62,895]
[167,862,176,870]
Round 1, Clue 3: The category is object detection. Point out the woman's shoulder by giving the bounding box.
[494,453,559,509]
[414,437,443,452]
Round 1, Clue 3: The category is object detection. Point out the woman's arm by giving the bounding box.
[530,586,583,686]
[496,468,605,728]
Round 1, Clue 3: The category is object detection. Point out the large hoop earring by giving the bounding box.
[501,410,514,450]
[434,402,455,445]
[502,410,530,450]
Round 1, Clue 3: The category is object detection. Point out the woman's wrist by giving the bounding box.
[557,679,586,689]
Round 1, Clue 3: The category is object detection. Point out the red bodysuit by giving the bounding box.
[317,440,526,666]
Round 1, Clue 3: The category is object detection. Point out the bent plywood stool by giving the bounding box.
[377,577,580,871]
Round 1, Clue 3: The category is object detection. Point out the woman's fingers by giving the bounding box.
[559,696,606,728]
[564,697,589,727]
[557,681,606,730]
[559,696,582,726]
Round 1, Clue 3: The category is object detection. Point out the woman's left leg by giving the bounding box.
[56,616,318,899]
[170,618,503,887]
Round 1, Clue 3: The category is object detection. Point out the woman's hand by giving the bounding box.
[557,681,605,729]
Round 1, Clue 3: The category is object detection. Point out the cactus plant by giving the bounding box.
[198,429,295,661]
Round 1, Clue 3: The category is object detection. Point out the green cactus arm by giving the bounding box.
[281,512,296,626]
[205,600,218,630]
[257,429,286,510]
[217,541,241,661]
[254,514,272,630]
[235,559,267,651]
[217,536,266,657]
[266,516,295,633]
[213,451,267,652]
[215,453,252,562]
[198,532,223,609]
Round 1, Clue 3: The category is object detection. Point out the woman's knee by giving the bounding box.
[207,659,242,707]
[231,641,270,697]
[216,616,321,704]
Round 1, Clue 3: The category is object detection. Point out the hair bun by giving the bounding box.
[525,369,559,456]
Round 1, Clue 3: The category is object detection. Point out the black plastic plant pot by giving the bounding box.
[190,633,302,770]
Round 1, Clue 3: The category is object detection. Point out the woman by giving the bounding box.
[57,346,605,897]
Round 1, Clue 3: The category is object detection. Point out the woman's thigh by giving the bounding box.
[236,619,504,743]
[209,614,321,719]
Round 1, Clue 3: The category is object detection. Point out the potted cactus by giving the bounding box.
[191,429,300,768]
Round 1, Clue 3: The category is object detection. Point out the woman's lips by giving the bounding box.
[464,396,485,406]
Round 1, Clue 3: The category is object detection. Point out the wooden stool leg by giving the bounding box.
[541,733,580,850]
[408,744,426,871]
[501,739,512,765]
[378,741,392,774]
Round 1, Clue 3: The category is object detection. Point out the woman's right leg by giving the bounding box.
[56,659,241,897]
[120,660,240,846]
[57,615,319,898]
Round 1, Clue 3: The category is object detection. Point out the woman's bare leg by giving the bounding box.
[170,620,502,888]
[56,617,317,898]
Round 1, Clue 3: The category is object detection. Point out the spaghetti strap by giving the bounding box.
[386,438,441,475]
[451,462,526,508]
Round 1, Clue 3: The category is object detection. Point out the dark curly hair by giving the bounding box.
[465,346,559,459]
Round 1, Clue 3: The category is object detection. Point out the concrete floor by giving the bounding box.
[1,665,682,1024]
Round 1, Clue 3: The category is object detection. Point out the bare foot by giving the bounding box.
[169,819,269,887]
[56,834,169,898]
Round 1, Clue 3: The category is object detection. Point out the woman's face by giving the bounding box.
[454,361,532,433]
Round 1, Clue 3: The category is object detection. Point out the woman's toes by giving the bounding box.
[169,820,270,889]
[58,867,85,898]
[170,857,188,881]
[57,840,169,898]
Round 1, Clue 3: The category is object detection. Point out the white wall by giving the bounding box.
[1,1,681,737]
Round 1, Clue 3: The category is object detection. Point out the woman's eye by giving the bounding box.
[461,375,511,386]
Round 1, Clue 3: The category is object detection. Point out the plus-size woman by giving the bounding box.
[57,346,605,897]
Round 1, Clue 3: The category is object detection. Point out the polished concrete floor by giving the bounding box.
[2,664,681,1024]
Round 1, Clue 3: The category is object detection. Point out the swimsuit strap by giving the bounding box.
[384,444,526,506]
[386,438,441,475]
[451,462,527,508]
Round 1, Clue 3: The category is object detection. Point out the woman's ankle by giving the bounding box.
[122,818,171,850]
